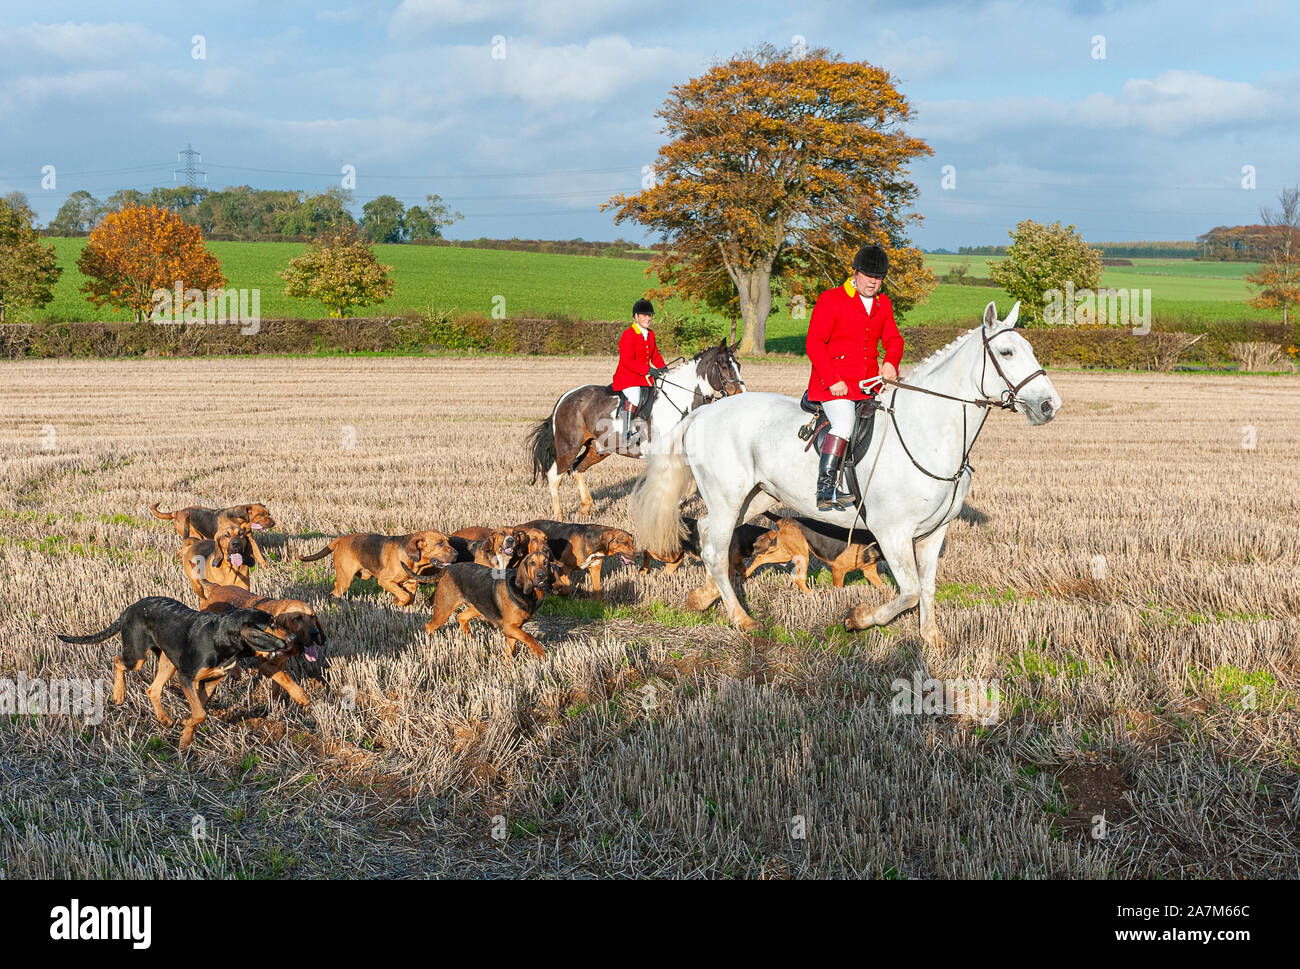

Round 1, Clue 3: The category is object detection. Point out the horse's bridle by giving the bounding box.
[850,326,1048,544]
[978,325,1047,411]
[879,326,1046,413]
[654,349,742,419]
[872,326,1049,488]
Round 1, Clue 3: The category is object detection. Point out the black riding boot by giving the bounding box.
[621,400,639,449]
[816,435,854,511]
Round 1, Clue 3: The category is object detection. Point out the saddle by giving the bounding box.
[613,382,659,421]
[797,392,881,507]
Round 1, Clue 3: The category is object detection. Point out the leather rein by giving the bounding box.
[874,325,1046,483]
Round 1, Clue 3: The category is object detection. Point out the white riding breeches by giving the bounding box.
[822,398,856,439]
[622,386,644,408]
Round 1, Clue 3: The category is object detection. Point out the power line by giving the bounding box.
[200,161,643,179]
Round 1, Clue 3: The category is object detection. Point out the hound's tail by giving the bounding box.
[629,413,698,559]
[298,540,336,562]
[150,502,175,521]
[57,613,126,645]
[527,415,557,485]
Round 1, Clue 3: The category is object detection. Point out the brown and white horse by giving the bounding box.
[527,341,744,519]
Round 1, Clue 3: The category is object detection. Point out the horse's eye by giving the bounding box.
[999,349,1013,358]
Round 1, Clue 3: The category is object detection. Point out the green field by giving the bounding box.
[11,240,1281,349]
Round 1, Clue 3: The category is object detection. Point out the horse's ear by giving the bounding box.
[1004,301,1021,328]
[982,301,998,329]
[729,340,740,354]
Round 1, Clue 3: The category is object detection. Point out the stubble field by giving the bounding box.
[0,355,1297,878]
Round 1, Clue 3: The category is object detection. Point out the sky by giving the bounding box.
[1,0,1296,249]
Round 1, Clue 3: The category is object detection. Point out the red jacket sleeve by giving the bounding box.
[805,290,843,387]
[879,298,904,369]
[650,333,665,369]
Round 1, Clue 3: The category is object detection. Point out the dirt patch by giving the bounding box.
[1054,762,1132,836]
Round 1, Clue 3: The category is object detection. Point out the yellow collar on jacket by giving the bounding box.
[843,277,856,297]
[632,322,652,336]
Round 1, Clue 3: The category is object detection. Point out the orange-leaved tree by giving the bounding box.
[1246,186,1300,329]
[605,44,935,354]
[279,229,395,318]
[77,205,225,321]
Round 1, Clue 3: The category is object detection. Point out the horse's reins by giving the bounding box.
[849,326,1047,541]
[651,352,737,420]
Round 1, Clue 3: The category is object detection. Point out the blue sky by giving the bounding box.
[1,0,1296,248]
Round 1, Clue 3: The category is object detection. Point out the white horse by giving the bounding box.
[631,301,1062,643]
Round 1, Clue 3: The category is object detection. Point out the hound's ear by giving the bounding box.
[516,566,534,596]
[406,536,423,558]
[982,301,998,329]
[1004,301,1021,328]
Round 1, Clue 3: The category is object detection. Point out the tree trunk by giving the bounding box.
[735,267,773,355]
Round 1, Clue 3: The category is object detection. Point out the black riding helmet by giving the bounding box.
[632,298,655,317]
[852,245,889,279]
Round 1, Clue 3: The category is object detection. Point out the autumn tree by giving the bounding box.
[279,228,395,317]
[990,220,1103,325]
[77,205,226,321]
[606,44,934,354]
[0,200,62,321]
[3,191,32,216]
[405,194,462,241]
[1246,186,1300,329]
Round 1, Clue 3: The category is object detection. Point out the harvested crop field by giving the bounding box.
[1,355,1297,878]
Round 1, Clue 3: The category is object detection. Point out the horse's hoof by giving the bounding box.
[685,589,715,611]
[844,606,872,631]
[922,625,945,649]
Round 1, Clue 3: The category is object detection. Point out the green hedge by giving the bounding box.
[0,311,730,360]
[0,315,1292,370]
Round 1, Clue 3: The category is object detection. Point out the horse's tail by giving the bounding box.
[630,414,697,559]
[527,415,557,485]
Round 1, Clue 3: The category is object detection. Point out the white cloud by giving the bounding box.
[0,21,167,63]
[444,34,690,108]
[915,70,1294,142]
[389,0,646,36]
[151,105,457,162]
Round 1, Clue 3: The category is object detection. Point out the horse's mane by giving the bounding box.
[906,322,1010,380]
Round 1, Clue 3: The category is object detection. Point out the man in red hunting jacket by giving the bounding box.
[806,244,905,511]
[612,298,666,447]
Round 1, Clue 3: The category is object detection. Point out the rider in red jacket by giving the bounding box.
[613,298,666,447]
[805,245,904,511]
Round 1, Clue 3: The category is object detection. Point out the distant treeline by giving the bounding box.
[27,184,663,257]
[957,241,1201,258]
[34,185,460,244]
[409,237,661,259]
